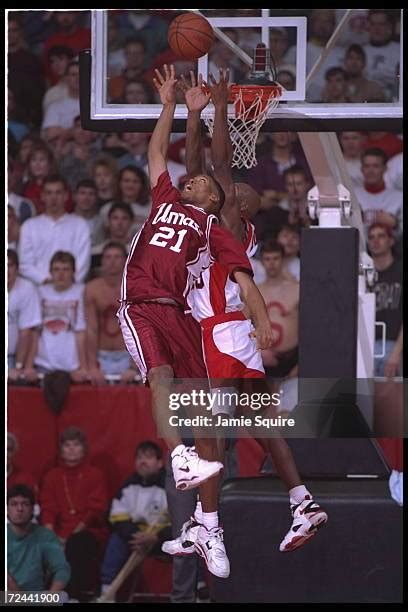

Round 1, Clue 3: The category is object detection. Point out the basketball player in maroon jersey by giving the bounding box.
[162,70,327,570]
[117,65,274,576]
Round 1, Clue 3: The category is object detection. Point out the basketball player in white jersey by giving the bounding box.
[162,70,327,570]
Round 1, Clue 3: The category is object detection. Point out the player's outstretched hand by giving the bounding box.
[208,68,230,107]
[153,64,178,106]
[179,71,211,112]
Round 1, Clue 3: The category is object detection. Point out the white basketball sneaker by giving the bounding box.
[161,516,200,555]
[172,446,223,491]
[194,526,230,579]
[279,495,328,552]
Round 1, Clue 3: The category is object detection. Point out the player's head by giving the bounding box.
[180,173,225,214]
[234,183,261,219]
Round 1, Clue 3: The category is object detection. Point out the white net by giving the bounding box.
[203,87,282,169]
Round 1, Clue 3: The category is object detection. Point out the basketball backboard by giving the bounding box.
[82,8,403,132]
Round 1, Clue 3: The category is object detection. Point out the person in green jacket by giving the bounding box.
[7,484,70,593]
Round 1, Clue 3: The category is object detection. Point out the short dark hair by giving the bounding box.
[47,45,75,60]
[362,147,388,164]
[43,174,68,191]
[125,36,146,52]
[8,248,19,267]
[7,484,35,506]
[102,241,128,259]
[278,223,301,236]
[368,9,396,27]
[260,240,285,257]
[345,44,366,62]
[283,164,309,182]
[108,202,135,220]
[325,66,348,81]
[208,173,226,211]
[136,440,163,459]
[50,251,76,272]
[76,178,97,192]
[59,426,88,450]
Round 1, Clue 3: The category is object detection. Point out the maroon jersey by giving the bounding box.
[121,171,252,307]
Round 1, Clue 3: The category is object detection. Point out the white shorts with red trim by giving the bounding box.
[200,311,265,381]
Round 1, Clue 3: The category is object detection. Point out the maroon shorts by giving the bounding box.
[118,302,207,381]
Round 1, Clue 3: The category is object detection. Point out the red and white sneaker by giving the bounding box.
[279,495,328,552]
[194,526,230,578]
[161,516,200,556]
[172,446,223,491]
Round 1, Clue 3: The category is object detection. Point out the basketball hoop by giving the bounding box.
[203,45,283,169]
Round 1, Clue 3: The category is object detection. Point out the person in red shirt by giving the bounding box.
[117,65,273,579]
[40,426,109,602]
[43,11,91,85]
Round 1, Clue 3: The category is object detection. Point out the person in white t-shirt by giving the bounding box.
[42,45,74,113]
[7,249,42,382]
[363,10,400,102]
[354,148,402,235]
[338,131,365,189]
[41,60,80,148]
[18,175,91,285]
[73,179,105,247]
[33,251,88,382]
[277,224,301,281]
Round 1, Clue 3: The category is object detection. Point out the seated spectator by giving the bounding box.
[99,166,151,234]
[43,45,75,112]
[92,157,119,208]
[41,61,80,151]
[8,13,45,128]
[33,251,88,383]
[362,131,403,161]
[115,10,169,67]
[43,11,91,85]
[22,142,60,214]
[280,165,314,229]
[73,179,105,247]
[101,132,129,160]
[85,242,136,384]
[363,10,400,101]
[338,131,365,189]
[355,148,402,234]
[343,44,386,102]
[208,28,248,84]
[8,158,36,224]
[269,28,294,74]
[8,207,20,251]
[246,132,311,211]
[8,87,30,143]
[107,13,127,77]
[115,78,156,104]
[18,175,91,285]
[367,223,402,378]
[321,67,351,103]
[58,116,101,191]
[91,204,134,272]
[257,241,299,413]
[40,427,108,602]
[16,134,38,177]
[284,9,344,102]
[7,484,70,594]
[7,434,38,495]
[277,224,301,281]
[100,441,170,601]
[7,249,41,383]
[108,37,151,102]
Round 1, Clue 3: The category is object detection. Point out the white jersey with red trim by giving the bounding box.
[187,219,257,323]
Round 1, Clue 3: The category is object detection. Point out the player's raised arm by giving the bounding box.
[207,70,242,240]
[180,71,211,178]
[148,64,178,189]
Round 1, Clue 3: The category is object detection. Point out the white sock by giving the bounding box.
[171,444,186,458]
[289,485,311,505]
[201,511,219,530]
[194,500,203,523]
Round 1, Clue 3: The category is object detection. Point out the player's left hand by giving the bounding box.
[179,71,211,112]
[153,64,178,105]
[207,68,231,106]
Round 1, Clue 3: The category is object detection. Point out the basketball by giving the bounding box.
[168,13,214,61]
